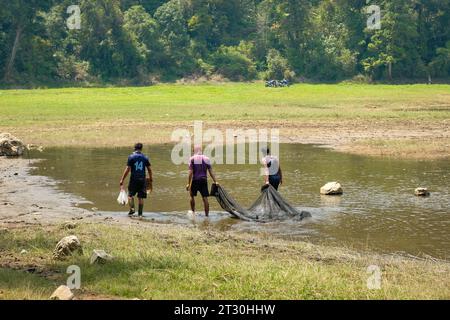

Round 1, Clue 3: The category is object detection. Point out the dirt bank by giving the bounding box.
[6,119,449,159]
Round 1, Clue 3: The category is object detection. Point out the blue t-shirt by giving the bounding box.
[127,152,151,180]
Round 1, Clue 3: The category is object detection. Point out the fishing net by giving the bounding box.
[210,184,311,222]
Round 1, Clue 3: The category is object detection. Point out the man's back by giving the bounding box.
[128,152,150,180]
[263,155,280,176]
[189,154,211,181]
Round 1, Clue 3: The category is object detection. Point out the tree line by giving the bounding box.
[1,0,449,85]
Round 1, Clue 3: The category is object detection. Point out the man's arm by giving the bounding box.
[146,165,153,192]
[208,168,218,184]
[279,166,283,184]
[263,159,270,184]
[119,166,131,187]
[146,165,153,181]
[186,169,193,191]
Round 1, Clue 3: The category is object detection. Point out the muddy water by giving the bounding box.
[29,144,450,259]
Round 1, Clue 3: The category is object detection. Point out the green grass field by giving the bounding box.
[1,83,449,126]
[1,223,449,300]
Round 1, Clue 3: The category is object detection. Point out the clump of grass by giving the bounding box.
[0,268,55,300]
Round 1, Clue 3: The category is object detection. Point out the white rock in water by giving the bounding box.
[320,182,343,195]
[53,235,83,260]
[0,133,25,157]
[90,249,114,265]
[415,187,430,197]
[50,285,74,300]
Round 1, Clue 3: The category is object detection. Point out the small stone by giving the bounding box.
[60,221,77,230]
[320,182,343,195]
[415,187,430,197]
[20,249,28,254]
[90,249,114,265]
[50,285,74,300]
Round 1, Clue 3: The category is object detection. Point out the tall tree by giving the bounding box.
[154,0,194,75]
[362,0,422,80]
[79,0,140,79]
[2,0,54,81]
[124,5,164,72]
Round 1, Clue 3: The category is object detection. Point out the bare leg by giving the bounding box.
[190,196,196,213]
[138,198,144,216]
[128,196,135,215]
[202,197,209,217]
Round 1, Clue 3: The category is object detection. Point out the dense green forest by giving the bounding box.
[1,0,449,85]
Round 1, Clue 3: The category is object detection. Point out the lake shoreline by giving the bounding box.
[5,119,449,160]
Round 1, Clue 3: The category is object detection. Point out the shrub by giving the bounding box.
[210,43,257,81]
[265,49,295,81]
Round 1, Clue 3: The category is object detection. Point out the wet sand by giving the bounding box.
[0,158,98,227]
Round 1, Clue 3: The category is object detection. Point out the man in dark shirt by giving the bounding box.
[119,143,152,217]
[186,145,218,217]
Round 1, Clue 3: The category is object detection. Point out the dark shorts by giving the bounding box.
[269,175,281,191]
[128,178,147,199]
[191,179,209,197]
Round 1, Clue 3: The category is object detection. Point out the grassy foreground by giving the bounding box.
[1,222,449,300]
[0,83,449,158]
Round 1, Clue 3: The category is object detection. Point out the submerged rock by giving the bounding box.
[50,285,74,300]
[53,235,83,260]
[90,249,114,265]
[26,144,44,152]
[320,182,343,195]
[0,133,25,157]
[415,187,430,197]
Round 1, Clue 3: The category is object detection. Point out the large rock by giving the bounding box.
[90,249,113,265]
[53,235,83,260]
[320,182,343,195]
[50,285,74,300]
[0,133,25,157]
[415,187,430,197]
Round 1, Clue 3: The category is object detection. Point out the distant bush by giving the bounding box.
[210,43,257,81]
[264,49,295,81]
[344,74,373,84]
[56,54,91,82]
[197,58,215,77]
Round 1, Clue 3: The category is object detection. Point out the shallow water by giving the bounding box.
[29,144,450,259]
